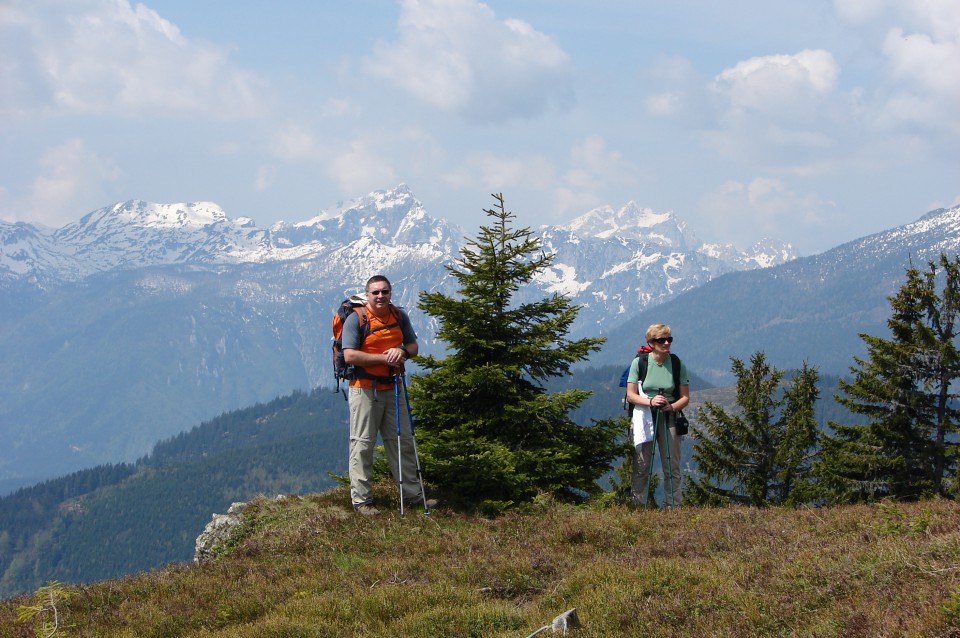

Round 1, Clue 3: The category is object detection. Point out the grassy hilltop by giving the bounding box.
[3,486,959,637]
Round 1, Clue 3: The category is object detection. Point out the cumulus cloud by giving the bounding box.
[687,0,957,226]
[700,177,834,243]
[833,0,887,22]
[363,0,574,122]
[0,139,121,227]
[0,0,267,119]
[694,48,852,176]
[879,28,960,134]
[269,123,324,163]
[641,55,709,124]
[254,166,277,192]
[329,138,398,197]
[443,152,555,192]
[710,49,840,120]
[562,136,638,197]
[444,136,638,220]
[834,0,960,136]
[322,126,445,200]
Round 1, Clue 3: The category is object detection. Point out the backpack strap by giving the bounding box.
[637,352,682,400]
[348,305,406,387]
[360,305,401,336]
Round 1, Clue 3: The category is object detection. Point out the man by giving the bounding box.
[341,275,431,515]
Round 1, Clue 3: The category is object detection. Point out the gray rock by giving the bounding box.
[193,501,249,564]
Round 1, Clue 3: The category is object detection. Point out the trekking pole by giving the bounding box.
[664,411,676,510]
[395,375,406,517]
[644,401,659,511]
[646,390,676,510]
[401,374,430,515]
[657,388,677,509]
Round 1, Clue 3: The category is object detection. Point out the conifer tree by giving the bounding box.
[408,194,623,511]
[685,352,820,506]
[816,254,960,501]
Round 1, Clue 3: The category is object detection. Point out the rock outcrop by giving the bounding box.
[193,501,250,564]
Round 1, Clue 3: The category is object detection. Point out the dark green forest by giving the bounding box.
[0,388,349,598]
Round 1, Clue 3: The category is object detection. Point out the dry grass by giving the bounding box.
[2,486,960,637]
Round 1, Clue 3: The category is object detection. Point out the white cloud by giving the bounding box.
[0,0,267,120]
[833,0,887,22]
[700,177,834,243]
[269,123,324,163]
[879,28,960,135]
[687,0,957,215]
[443,136,638,221]
[322,127,443,200]
[254,166,277,192]
[639,55,709,127]
[711,49,840,118]
[563,136,637,194]
[328,138,398,197]
[363,0,574,122]
[645,92,682,117]
[695,49,849,174]
[0,139,121,227]
[834,0,960,137]
[836,0,960,39]
[443,152,555,192]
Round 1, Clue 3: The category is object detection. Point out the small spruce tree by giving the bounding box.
[816,254,960,501]
[408,194,623,511]
[685,352,820,506]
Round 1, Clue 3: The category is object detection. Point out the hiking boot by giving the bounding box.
[354,503,381,516]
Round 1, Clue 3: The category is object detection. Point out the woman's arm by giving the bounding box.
[626,382,648,407]
[668,384,690,412]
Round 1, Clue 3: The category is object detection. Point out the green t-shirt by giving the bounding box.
[627,354,689,399]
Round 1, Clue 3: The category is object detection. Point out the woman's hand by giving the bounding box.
[652,392,672,411]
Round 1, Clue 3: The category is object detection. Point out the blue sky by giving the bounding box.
[1,0,958,255]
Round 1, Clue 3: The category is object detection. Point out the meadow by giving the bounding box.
[3,485,959,637]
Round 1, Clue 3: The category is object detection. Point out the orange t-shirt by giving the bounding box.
[350,307,404,390]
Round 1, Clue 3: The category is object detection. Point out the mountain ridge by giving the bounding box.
[1,184,790,283]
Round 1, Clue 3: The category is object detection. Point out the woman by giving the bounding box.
[625,323,690,507]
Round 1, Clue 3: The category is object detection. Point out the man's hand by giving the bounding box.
[383,346,407,367]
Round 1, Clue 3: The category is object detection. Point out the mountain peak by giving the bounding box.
[64,200,230,235]
[556,202,676,240]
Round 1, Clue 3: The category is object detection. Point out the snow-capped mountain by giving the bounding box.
[535,202,793,326]
[1,185,791,332]
[1,187,463,281]
[0,186,788,286]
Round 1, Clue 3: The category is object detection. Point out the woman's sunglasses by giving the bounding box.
[650,336,674,345]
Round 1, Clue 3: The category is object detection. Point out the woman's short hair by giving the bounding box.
[645,323,672,343]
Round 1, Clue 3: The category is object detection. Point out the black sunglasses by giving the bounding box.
[650,336,674,344]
